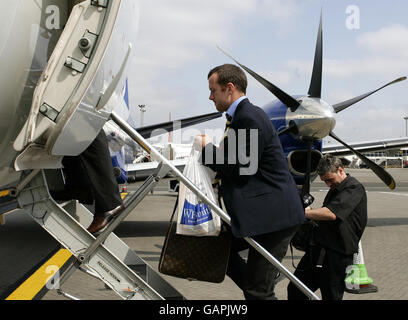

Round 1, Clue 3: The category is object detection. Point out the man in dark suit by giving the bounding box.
[196,64,305,300]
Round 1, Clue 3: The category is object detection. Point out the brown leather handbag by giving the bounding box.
[158,198,231,283]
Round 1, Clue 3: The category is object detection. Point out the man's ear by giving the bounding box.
[338,166,346,177]
[226,82,235,93]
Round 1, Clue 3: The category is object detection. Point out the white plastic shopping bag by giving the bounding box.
[176,148,220,236]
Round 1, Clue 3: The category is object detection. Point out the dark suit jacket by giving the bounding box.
[201,98,305,238]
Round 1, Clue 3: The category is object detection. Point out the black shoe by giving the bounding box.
[87,204,125,234]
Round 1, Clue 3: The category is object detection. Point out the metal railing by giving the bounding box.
[110,111,320,300]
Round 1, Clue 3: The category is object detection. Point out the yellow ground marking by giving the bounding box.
[0,190,10,198]
[6,249,72,300]
[6,191,128,300]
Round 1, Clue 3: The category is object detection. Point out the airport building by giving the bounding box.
[358,147,408,168]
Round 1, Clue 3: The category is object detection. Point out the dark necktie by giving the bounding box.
[222,114,232,141]
[225,114,232,129]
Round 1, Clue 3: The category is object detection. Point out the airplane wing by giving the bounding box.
[323,137,408,156]
[126,158,188,181]
[136,112,222,139]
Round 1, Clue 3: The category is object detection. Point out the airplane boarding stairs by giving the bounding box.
[17,168,183,300]
[15,111,320,300]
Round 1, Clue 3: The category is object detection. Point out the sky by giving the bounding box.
[127,0,408,146]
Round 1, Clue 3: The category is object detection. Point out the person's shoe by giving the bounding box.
[86,214,111,234]
[87,204,125,234]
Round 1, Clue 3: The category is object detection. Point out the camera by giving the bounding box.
[302,194,315,208]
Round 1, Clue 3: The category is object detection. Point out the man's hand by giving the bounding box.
[194,134,211,149]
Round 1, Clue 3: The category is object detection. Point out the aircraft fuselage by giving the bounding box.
[0,0,71,188]
[0,0,139,191]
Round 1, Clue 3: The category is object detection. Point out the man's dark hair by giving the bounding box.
[208,64,248,94]
[317,154,344,176]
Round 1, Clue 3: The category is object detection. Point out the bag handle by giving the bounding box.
[169,189,179,223]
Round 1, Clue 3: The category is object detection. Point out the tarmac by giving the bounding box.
[33,168,408,301]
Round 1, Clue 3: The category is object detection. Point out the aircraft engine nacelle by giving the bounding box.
[263,99,324,186]
[287,149,323,185]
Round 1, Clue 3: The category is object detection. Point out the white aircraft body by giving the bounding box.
[0,0,138,195]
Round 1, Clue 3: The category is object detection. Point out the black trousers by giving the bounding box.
[61,130,123,215]
[287,246,353,300]
[227,224,299,300]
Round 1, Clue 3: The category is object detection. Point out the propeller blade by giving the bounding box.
[137,112,222,139]
[308,11,323,98]
[333,76,407,113]
[329,132,396,190]
[278,122,299,136]
[217,46,301,112]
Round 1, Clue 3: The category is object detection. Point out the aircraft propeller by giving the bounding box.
[300,11,403,192]
[219,12,405,194]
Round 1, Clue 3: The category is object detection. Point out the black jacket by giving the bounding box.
[316,175,367,255]
[201,98,304,237]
